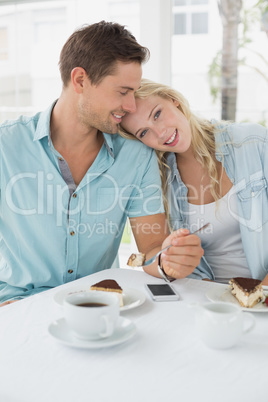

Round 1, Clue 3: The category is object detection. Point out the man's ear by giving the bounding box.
[71,67,88,94]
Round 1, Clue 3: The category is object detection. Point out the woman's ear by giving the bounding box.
[172,99,180,107]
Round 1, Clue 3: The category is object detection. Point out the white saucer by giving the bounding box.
[53,287,146,311]
[48,316,136,349]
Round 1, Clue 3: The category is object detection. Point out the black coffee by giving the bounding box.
[76,302,108,307]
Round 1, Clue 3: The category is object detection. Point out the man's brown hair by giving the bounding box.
[59,20,150,87]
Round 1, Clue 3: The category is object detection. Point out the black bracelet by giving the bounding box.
[157,253,176,282]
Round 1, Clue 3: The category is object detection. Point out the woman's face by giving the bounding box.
[121,95,192,154]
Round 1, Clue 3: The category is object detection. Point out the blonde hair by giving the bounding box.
[118,79,222,229]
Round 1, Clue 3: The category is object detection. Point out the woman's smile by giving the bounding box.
[164,129,179,146]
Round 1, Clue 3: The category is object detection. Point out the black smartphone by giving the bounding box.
[145,284,180,301]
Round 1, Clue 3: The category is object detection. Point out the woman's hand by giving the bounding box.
[160,229,204,279]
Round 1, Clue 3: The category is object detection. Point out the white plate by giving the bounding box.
[120,288,146,311]
[53,287,146,311]
[206,286,268,312]
[48,316,136,349]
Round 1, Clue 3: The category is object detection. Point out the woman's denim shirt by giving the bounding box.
[166,122,268,281]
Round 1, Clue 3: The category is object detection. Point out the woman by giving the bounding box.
[119,79,268,284]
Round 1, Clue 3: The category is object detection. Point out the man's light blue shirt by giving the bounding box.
[0,102,164,302]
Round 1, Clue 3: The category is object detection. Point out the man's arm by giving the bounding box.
[262,274,268,286]
[0,300,18,307]
[129,213,204,279]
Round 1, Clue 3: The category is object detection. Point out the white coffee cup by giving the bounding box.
[195,302,255,349]
[63,291,120,340]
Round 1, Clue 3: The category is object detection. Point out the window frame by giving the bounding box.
[0,26,8,60]
[173,0,209,35]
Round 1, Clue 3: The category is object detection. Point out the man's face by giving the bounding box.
[78,61,142,134]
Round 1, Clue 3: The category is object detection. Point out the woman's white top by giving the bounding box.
[188,188,251,283]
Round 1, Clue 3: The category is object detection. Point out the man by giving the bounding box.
[0,21,203,306]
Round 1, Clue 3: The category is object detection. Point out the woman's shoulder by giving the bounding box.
[213,120,267,143]
[229,122,267,141]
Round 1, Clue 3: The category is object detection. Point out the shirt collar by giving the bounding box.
[33,101,57,142]
[166,152,178,179]
[103,132,115,158]
[33,101,115,159]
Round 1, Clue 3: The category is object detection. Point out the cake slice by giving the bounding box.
[127,252,146,267]
[90,279,124,307]
[229,277,263,308]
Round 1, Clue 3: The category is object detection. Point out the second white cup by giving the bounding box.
[195,302,255,349]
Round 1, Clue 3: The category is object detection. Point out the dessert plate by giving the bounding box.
[53,287,146,311]
[206,286,268,312]
[48,317,136,349]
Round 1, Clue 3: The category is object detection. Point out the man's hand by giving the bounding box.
[0,300,18,307]
[160,229,204,279]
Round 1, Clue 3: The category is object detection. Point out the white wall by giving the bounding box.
[140,0,172,85]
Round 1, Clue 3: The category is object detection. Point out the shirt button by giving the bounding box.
[251,191,255,197]
[59,157,64,161]
[70,231,75,236]
[73,193,77,198]
[68,269,73,274]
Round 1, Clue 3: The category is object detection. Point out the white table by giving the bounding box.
[0,268,267,402]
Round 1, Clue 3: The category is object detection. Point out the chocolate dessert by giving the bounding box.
[127,252,146,267]
[90,279,123,307]
[229,277,263,308]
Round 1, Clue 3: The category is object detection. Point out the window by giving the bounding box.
[174,13,186,35]
[261,11,268,34]
[0,27,8,60]
[0,1,68,121]
[191,12,208,34]
[173,0,208,35]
